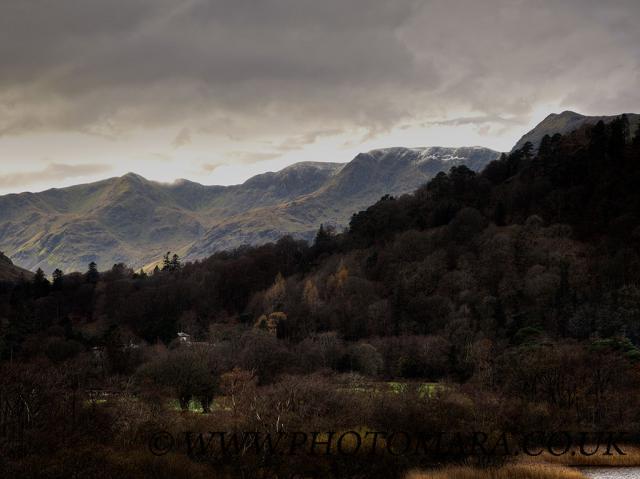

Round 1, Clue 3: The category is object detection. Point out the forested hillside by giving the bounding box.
[5,116,638,350]
[2,116,640,478]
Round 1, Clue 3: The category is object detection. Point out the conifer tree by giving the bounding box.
[86,261,99,283]
[170,254,181,271]
[52,269,64,289]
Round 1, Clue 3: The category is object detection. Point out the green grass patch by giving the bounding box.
[340,381,443,398]
[168,398,204,413]
[386,381,443,397]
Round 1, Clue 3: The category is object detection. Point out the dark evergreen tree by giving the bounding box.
[493,200,507,226]
[521,141,534,160]
[633,123,640,147]
[162,252,171,271]
[32,268,50,297]
[588,120,608,174]
[160,252,181,272]
[170,254,181,271]
[52,269,64,290]
[609,115,629,159]
[86,261,99,284]
[313,223,336,256]
[538,134,552,159]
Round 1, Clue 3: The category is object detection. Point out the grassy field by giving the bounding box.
[167,398,206,413]
[337,379,443,398]
[531,444,640,467]
[407,464,588,479]
[386,381,443,397]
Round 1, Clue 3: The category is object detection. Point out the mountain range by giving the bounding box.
[1,110,636,275]
[0,146,499,274]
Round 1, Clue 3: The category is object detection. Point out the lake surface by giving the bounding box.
[580,468,640,478]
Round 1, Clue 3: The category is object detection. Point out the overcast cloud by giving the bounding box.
[0,163,111,189]
[1,0,639,193]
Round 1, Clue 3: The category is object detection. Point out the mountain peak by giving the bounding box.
[513,111,640,152]
[280,161,344,172]
[557,110,582,117]
[360,146,499,166]
[242,161,343,191]
[171,178,200,187]
[104,172,158,201]
[121,172,147,182]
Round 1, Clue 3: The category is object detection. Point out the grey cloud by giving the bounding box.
[420,115,524,128]
[1,0,639,141]
[220,129,345,164]
[0,163,111,188]
[0,117,43,137]
[225,151,283,164]
[201,163,222,173]
[273,129,344,152]
[0,0,425,136]
[200,151,282,173]
[401,0,640,118]
[172,128,192,148]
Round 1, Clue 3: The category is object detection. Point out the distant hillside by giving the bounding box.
[0,252,32,282]
[6,107,639,275]
[513,110,640,151]
[185,147,499,259]
[0,147,499,273]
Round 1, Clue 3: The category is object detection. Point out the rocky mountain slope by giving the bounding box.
[513,110,640,151]
[0,147,499,273]
[184,146,499,258]
[0,252,33,282]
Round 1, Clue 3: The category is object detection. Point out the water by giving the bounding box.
[580,468,640,478]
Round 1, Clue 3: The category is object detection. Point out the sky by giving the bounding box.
[1,0,639,194]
